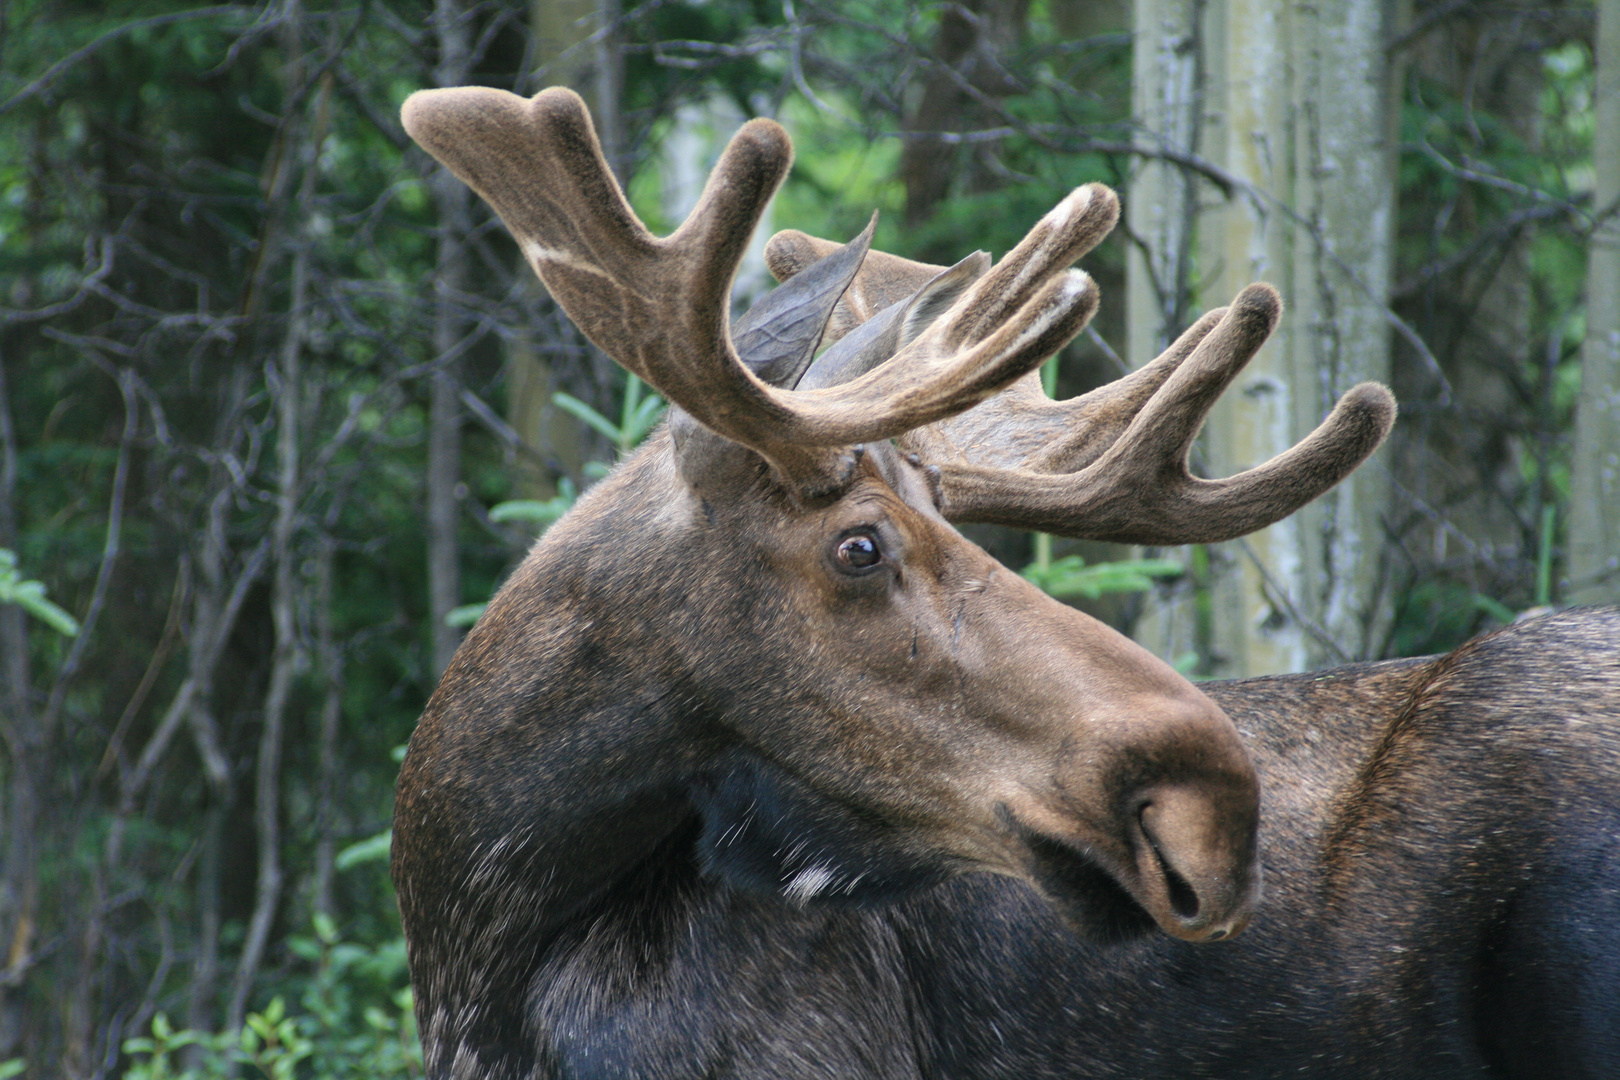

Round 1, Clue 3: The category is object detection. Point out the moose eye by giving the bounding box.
[835,532,883,571]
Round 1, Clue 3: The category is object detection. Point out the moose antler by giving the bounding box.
[766,238,1396,544]
[401,87,1112,496]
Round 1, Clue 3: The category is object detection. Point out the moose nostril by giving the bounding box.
[1153,841,1202,921]
[1134,784,1258,940]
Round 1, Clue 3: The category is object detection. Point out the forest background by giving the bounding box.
[0,0,1615,1074]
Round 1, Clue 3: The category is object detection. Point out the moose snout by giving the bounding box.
[1132,782,1260,942]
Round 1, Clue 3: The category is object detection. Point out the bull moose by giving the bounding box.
[391,86,1620,1079]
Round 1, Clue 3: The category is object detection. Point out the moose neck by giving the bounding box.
[394,439,724,975]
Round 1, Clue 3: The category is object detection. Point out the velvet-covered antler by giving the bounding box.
[401,86,1111,498]
[765,236,1396,544]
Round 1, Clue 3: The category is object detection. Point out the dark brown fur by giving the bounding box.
[397,598,1620,1078]
[394,432,1264,1078]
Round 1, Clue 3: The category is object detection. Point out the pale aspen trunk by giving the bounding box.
[1570,0,1620,605]
[428,0,472,677]
[1127,0,1205,356]
[1270,0,1396,668]
[1188,0,1304,678]
[1128,0,1214,672]
[1132,0,1397,675]
[594,0,623,177]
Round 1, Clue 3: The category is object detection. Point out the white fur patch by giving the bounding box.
[1001,271,1092,357]
[523,240,608,278]
[1041,185,1093,232]
[783,865,836,905]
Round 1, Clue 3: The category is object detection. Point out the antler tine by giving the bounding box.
[764,209,1395,543]
[937,285,1397,544]
[767,208,1223,473]
[1023,307,1228,473]
[401,85,788,423]
[403,86,1112,497]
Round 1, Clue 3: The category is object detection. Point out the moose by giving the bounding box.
[391,86,1620,1079]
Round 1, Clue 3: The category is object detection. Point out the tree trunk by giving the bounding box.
[505,0,621,503]
[1131,0,1397,675]
[311,532,343,921]
[900,0,1031,238]
[428,0,472,677]
[227,204,308,1036]
[0,348,33,1060]
[226,5,334,1025]
[1569,0,1620,604]
[1127,0,1216,672]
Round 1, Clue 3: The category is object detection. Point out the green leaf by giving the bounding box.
[488,498,571,526]
[0,1060,24,1080]
[444,603,486,627]
[336,829,392,870]
[552,392,623,444]
[0,549,80,636]
[488,476,579,535]
[1020,555,1183,599]
[1472,594,1517,624]
[622,391,667,447]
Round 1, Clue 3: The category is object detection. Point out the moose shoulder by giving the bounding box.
[390,86,1620,1079]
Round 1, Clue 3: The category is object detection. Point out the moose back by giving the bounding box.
[390,87,1620,1079]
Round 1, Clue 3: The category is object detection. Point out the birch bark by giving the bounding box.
[1130,0,1397,675]
[1569,0,1620,605]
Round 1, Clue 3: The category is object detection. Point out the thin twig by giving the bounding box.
[0,7,252,118]
[41,366,137,728]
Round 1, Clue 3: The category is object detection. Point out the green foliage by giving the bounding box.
[552,374,667,459]
[0,548,79,635]
[120,920,420,1080]
[1021,553,1184,601]
[487,477,578,530]
[1381,23,1594,641]
[1388,582,1516,659]
[334,830,393,871]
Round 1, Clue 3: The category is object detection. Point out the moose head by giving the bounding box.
[392,88,1396,1020]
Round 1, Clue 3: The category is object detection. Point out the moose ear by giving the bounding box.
[765,228,955,349]
[733,214,875,388]
[797,250,990,391]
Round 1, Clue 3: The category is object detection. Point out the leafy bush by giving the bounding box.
[120,916,420,1080]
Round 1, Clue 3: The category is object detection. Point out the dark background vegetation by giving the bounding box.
[0,0,1602,1073]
